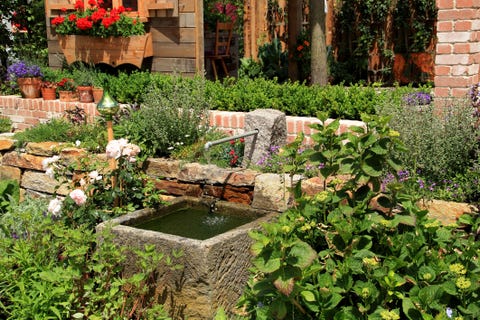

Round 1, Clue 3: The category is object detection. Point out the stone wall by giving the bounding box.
[0,95,363,145]
[0,137,328,212]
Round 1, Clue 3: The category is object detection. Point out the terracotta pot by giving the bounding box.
[77,85,94,103]
[41,87,57,100]
[58,90,79,102]
[17,77,42,99]
[92,87,104,103]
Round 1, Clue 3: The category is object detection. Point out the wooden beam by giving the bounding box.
[147,3,175,10]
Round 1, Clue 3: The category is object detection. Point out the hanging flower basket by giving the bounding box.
[58,33,153,68]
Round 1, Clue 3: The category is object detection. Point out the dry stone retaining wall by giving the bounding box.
[0,137,330,212]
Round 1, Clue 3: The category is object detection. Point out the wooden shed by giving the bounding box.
[45,0,205,76]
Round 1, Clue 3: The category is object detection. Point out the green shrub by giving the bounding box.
[205,78,425,119]
[377,97,480,182]
[170,129,241,167]
[0,179,19,214]
[238,114,480,319]
[0,116,12,133]
[0,197,178,319]
[116,75,210,157]
[13,117,106,152]
[108,71,153,104]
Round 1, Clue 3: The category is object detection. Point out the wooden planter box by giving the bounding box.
[58,33,153,68]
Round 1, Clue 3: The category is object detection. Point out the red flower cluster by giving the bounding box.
[228,138,244,167]
[51,0,144,38]
[56,78,77,91]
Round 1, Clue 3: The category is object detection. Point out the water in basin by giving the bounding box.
[133,205,255,240]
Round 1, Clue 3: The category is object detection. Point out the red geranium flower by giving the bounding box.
[88,0,97,7]
[102,16,115,29]
[51,16,65,26]
[74,0,84,11]
[77,17,93,30]
[91,8,106,22]
[68,14,77,22]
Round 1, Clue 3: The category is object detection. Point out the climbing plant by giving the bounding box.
[332,0,437,84]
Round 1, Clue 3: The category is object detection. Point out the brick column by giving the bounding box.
[434,0,480,98]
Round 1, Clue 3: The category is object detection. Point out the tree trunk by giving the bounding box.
[310,0,328,85]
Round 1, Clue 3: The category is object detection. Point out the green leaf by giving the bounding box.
[251,241,265,256]
[361,156,383,177]
[418,285,443,305]
[289,241,317,269]
[349,125,365,134]
[386,158,403,171]
[392,214,416,227]
[370,138,390,155]
[253,253,281,273]
[322,292,343,310]
[301,290,316,302]
[271,298,288,319]
[402,298,423,320]
[214,307,228,320]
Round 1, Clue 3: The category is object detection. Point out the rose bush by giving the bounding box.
[43,138,162,228]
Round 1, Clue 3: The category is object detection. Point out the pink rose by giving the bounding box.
[48,198,63,217]
[69,189,87,206]
[106,138,130,159]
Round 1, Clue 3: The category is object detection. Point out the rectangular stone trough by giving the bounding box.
[96,196,278,320]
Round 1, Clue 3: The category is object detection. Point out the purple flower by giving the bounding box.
[403,92,432,106]
[417,178,425,189]
[446,307,453,318]
[6,61,43,81]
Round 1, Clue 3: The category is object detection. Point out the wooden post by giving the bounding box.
[106,120,118,207]
[288,0,302,81]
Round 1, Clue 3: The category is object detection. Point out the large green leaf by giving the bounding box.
[370,138,390,155]
[252,249,282,273]
[271,298,288,319]
[402,297,423,320]
[361,156,383,177]
[288,240,318,269]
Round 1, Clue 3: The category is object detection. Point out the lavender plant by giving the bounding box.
[402,91,432,106]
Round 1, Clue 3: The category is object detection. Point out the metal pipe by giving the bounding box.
[204,129,259,151]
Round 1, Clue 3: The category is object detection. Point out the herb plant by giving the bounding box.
[116,75,210,157]
[0,197,180,319]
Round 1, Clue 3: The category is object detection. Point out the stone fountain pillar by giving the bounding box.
[243,109,287,166]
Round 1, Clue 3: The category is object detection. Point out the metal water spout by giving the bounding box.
[204,129,259,151]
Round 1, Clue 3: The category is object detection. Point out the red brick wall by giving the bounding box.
[0,96,363,145]
[434,0,480,98]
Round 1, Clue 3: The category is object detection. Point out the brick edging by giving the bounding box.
[0,95,363,144]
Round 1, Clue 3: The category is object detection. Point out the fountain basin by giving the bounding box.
[96,196,278,319]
